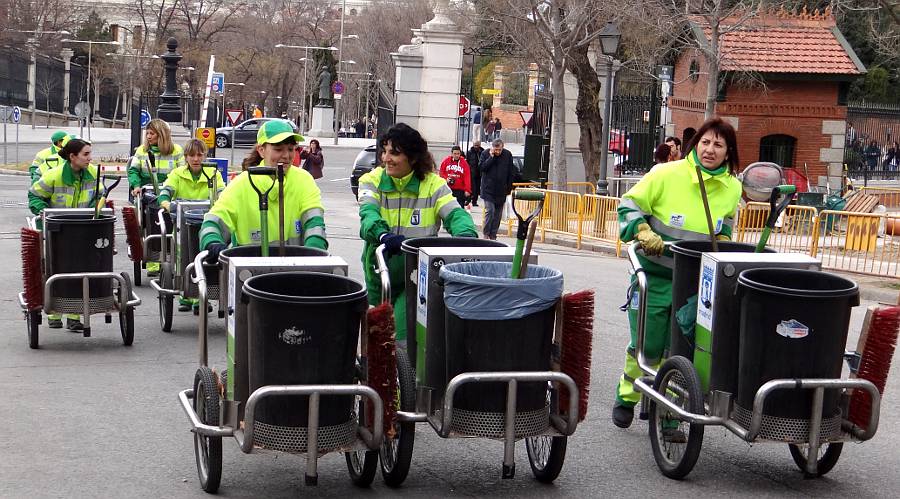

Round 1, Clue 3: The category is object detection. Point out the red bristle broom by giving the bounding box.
[21,227,43,308]
[121,206,143,262]
[366,302,398,437]
[558,289,595,422]
[847,304,900,430]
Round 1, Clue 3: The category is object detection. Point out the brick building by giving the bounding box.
[669,8,865,189]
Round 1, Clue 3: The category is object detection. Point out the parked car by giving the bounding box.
[215,118,300,148]
[350,144,378,197]
[349,144,525,197]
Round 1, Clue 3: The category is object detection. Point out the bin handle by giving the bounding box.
[375,244,391,305]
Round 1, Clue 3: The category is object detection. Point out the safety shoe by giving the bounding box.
[66,318,84,331]
[178,303,191,312]
[612,403,635,428]
[48,318,63,329]
[662,427,687,444]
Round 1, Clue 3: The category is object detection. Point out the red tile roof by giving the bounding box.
[691,11,863,75]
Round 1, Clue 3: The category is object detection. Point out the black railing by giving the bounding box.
[845,101,900,183]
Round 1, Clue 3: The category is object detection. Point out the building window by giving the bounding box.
[689,60,700,82]
[759,134,796,168]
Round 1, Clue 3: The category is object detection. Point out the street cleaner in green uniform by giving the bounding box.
[612,118,743,434]
[128,119,186,277]
[158,138,225,311]
[29,131,70,184]
[28,138,103,331]
[357,123,478,341]
[199,119,327,262]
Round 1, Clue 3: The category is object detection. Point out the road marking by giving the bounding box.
[330,177,350,182]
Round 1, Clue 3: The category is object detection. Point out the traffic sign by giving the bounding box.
[74,102,90,119]
[211,72,225,94]
[140,109,152,128]
[225,109,244,127]
[519,111,534,127]
[196,127,216,149]
[12,106,20,123]
[482,88,500,96]
[534,83,545,92]
[332,81,345,95]
[458,95,470,117]
[0,106,11,122]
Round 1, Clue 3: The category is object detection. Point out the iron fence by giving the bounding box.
[845,100,900,182]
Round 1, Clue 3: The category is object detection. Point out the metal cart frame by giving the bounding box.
[627,242,881,479]
[177,250,385,492]
[19,208,142,348]
[129,185,174,287]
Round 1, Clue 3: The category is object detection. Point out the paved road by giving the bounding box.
[0,147,897,498]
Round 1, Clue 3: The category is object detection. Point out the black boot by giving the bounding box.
[612,403,635,429]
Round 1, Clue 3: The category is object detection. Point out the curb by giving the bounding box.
[0,168,28,176]
[2,140,119,146]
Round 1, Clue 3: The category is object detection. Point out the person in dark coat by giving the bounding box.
[479,138,515,240]
[466,141,484,206]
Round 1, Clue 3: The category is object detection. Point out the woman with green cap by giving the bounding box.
[199,119,327,259]
[29,130,69,184]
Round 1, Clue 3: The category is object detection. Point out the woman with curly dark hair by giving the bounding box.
[357,123,477,341]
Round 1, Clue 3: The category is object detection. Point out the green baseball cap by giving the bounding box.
[257,119,304,145]
[51,130,69,144]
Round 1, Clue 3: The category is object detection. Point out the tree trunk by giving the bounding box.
[565,43,603,185]
[704,14,721,119]
[549,51,568,186]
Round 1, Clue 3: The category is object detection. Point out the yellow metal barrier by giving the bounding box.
[812,210,900,277]
[512,181,596,195]
[733,202,818,254]
[859,187,900,209]
[579,194,621,249]
[538,189,582,241]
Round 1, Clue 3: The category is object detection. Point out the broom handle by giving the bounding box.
[693,162,719,252]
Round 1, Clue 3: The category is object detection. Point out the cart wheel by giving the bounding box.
[648,355,704,480]
[26,310,40,349]
[118,272,135,346]
[526,435,567,483]
[194,367,223,493]
[788,442,843,477]
[380,347,415,487]
[159,263,174,332]
[133,260,142,287]
[345,359,378,487]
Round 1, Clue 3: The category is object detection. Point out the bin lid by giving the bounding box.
[440,261,563,320]
[737,268,858,300]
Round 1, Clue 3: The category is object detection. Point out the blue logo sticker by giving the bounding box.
[411,209,421,226]
[294,220,302,234]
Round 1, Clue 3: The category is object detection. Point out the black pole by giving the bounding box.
[157,38,183,123]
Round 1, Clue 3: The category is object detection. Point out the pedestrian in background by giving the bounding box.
[479,138,515,240]
[493,117,503,140]
[294,139,324,179]
[665,136,682,161]
[439,145,472,208]
[865,139,880,171]
[466,141,484,207]
[653,143,671,165]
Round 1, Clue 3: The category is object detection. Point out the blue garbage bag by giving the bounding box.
[439,261,563,321]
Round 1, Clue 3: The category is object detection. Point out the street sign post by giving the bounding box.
[140,109,152,128]
[332,81,345,95]
[459,95,470,117]
[13,106,20,165]
[0,106,9,167]
[211,73,225,95]
[482,89,500,96]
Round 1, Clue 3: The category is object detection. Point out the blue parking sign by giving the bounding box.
[211,72,225,94]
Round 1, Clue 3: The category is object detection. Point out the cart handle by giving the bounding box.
[511,189,545,241]
[374,244,391,304]
[626,241,674,379]
[191,250,211,367]
[156,208,170,262]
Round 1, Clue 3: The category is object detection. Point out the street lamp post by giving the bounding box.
[597,21,621,196]
[62,38,120,140]
[334,0,348,145]
[274,44,337,132]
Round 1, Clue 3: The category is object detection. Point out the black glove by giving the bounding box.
[205,242,226,264]
[380,233,406,256]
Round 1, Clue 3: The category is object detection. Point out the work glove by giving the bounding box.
[205,242,227,264]
[635,223,664,256]
[160,200,171,212]
[380,233,406,256]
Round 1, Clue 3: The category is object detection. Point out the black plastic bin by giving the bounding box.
[218,244,329,310]
[45,213,115,300]
[736,268,858,420]
[242,272,368,427]
[401,237,506,371]
[441,262,562,413]
[670,240,772,359]
[185,209,217,287]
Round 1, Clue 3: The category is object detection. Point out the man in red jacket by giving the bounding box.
[439,145,472,207]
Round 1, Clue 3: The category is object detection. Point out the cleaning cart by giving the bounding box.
[124,185,173,286]
[626,181,886,479]
[19,178,142,348]
[369,191,593,487]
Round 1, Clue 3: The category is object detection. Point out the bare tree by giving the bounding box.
[36,65,61,127]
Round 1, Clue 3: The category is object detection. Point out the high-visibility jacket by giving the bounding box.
[159,165,225,204]
[29,146,64,185]
[199,164,327,250]
[358,167,478,305]
[617,149,742,276]
[127,144,185,189]
[28,162,101,214]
